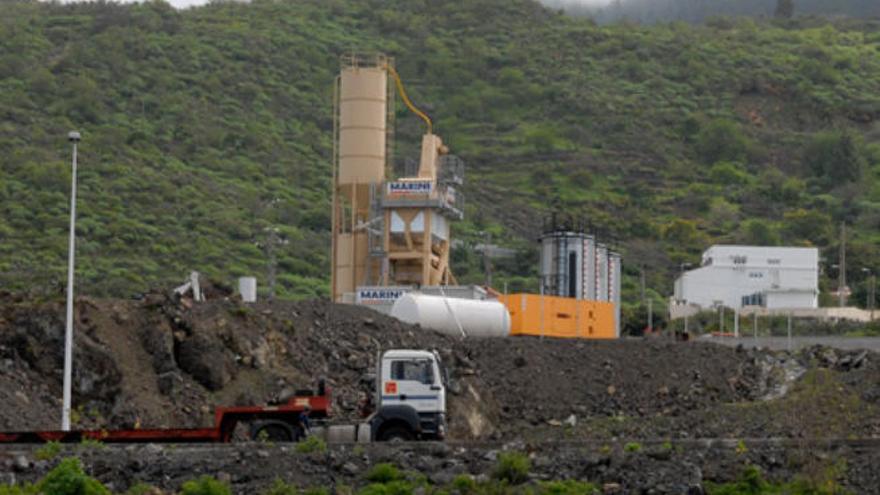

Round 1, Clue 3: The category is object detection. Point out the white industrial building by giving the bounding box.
[673,245,819,310]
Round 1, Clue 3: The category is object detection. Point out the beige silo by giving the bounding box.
[332,55,389,302]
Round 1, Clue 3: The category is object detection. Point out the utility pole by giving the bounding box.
[863,268,876,322]
[753,312,758,342]
[787,311,793,352]
[266,228,278,300]
[839,222,847,307]
[872,273,876,322]
[263,227,287,300]
[481,231,492,288]
[639,267,646,302]
[647,298,653,333]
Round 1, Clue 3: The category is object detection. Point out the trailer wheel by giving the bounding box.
[251,421,298,442]
[378,425,414,442]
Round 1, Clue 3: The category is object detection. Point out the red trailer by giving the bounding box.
[0,349,449,444]
[0,390,330,444]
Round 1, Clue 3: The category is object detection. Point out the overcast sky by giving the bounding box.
[55,0,613,9]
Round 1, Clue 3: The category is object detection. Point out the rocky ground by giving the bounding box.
[2,439,880,494]
[2,285,880,491]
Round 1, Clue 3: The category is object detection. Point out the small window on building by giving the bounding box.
[768,258,781,265]
[732,255,747,265]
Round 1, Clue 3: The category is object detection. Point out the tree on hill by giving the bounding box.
[804,131,865,186]
[774,0,795,19]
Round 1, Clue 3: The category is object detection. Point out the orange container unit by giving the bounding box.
[497,294,616,339]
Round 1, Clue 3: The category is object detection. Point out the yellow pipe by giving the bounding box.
[385,63,433,135]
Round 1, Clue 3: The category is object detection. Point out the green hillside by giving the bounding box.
[2,0,880,331]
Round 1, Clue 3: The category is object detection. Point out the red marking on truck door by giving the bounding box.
[384,381,397,395]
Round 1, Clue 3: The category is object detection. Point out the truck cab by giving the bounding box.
[369,349,447,441]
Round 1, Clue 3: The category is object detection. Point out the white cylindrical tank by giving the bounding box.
[390,293,510,338]
[239,277,257,303]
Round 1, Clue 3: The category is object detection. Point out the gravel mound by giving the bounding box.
[1,287,878,441]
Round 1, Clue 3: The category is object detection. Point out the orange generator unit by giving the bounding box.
[498,294,616,339]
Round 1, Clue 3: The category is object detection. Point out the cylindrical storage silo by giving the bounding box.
[540,231,587,299]
[608,252,622,337]
[390,294,510,338]
[338,62,387,185]
[239,277,257,303]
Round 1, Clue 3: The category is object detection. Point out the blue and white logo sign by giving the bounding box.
[387,180,433,196]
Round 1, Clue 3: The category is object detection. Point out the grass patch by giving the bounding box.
[295,436,327,454]
[492,451,531,485]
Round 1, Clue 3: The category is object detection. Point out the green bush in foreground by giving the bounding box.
[38,457,110,495]
[492,452,531,485]
[295,436,327,455]
[537,480,599,495]
[365,464,403,484]
[706,465,849,495]
[180,476,231,495]
[262,478,298,495]
[124,482,158,495]
[35,441,62,461]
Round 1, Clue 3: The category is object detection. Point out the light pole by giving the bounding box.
[62,130,80,431]
[863,268,876,322]
[679,263,691,334]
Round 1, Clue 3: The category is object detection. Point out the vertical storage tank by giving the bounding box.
[608,252,622,337]
[332,55,389,302]
[539,216,589,299]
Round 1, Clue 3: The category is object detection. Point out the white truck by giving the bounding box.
[310,349,448,443]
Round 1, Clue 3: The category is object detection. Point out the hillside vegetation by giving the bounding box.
[2,0,880,330]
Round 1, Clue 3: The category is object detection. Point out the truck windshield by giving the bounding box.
[391,359,434,385]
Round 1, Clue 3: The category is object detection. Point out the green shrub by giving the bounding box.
[804,130,865,184]
[705,465,848,495]
[624,442,642,453]
[492,451,530,485]
[452,474,477,494]
[301,489,329,495]
[262,478,298,495]
[180,475,231,495]
[695,119,750,165]
[357,481,414,495]
[365,463,402,483]
[79,438,106,451]
[0,485,37,495]
[38,457,110,495]
[124,482,157,495]
[706,465,771,495]
[537,480,599,495]
[35,441,62,461]
[295,436,327,454]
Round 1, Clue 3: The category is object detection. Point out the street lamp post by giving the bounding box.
[62,131,80,431]
[863,268,876,322]
[679,263,691,334]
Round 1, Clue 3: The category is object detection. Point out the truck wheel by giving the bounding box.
[379,426,414,442]
[251,421,296,442]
